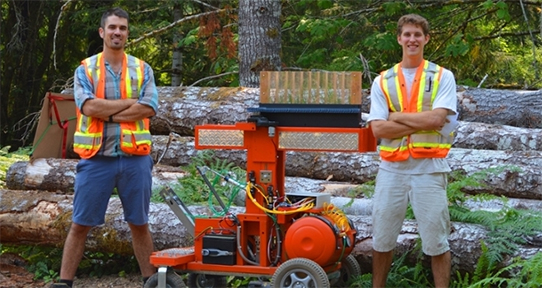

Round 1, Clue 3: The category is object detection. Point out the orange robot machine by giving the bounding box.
[145,71,377,288]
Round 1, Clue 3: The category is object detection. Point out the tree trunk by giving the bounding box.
[148,86,542,137]
[62,86,542,136]
[8,142,542,200]
[5,158,188,194]
[170,0,183,87]
[238,0,281,87]
[455,121,542,151]
[457,87,542,128]
[149,89,542,151]
[151,135,542,200]
[149,87,259,136]
[1,190,540,275]
[334,195,542,218]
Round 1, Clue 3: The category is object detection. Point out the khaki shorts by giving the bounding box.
[372,169,450,256]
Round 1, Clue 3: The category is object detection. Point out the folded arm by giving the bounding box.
[370,108,449,139]
[81,98,155,122]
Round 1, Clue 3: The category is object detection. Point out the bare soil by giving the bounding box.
[0,253,146,288]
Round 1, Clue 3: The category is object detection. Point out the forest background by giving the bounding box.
[1,0,542,151]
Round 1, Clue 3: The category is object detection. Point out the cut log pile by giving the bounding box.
[2,86,542,275]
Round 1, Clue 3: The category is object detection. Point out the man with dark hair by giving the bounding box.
[51,7,158,288]
[367,14,457,288]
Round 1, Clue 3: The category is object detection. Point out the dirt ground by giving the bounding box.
[0,253,146,288]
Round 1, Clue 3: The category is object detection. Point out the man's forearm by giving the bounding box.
[82,98,138,119]
[388,110,447,131]
[370,120,418,139]
[110,103,155,122]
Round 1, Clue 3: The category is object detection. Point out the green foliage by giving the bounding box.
[447,166,542,270]
[3,0,542,151]
[164,150,246,214]
[350,165,542,287]
[467,252,542,288]
[445,34,470,57]
[381,2,406,15]
[0,146,30,188]
[376,248,432,287]
[342,181,375,209]
[0,245,62,282]
[77,252,139,278]
[227,276,258,288]
[0,244,139,282]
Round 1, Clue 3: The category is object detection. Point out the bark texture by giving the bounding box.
[8,143,542,200]
[238,0,282,87]
[150,87,259,136]
[11,86,542,279]
[63,86,542,135]
[5,158,188,194]
[455,121,542,151]
[1,190,541,275]
[456,87,542,128]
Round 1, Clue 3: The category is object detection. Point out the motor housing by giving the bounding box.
[283,215,355,267]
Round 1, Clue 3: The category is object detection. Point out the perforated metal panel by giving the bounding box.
[278,131,359,151]
[197,129,244,147]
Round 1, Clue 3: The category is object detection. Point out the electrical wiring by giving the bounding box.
[246,183,315,215]
[322,203,351,236]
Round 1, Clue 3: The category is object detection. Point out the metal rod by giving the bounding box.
[196,166,227,211]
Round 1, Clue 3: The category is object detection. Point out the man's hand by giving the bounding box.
[82,98,137,119]
[387,109,448,131]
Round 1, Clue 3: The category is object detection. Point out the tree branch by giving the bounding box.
[126,9,225,47]
[188,71,238,87]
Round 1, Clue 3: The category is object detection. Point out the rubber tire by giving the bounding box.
[187,273,227,288]
[331,254,362,287]
[144,270,186,288]
[271,258,330,288]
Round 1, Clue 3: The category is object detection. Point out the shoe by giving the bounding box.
[50,283,70,288]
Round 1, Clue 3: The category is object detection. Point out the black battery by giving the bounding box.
[202,234,237,265]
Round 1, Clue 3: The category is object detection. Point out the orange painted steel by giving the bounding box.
[150,121,377,278]
[283,215,355,267]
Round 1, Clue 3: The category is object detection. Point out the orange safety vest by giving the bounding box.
[73,52,152,159]
[378,60,453,161]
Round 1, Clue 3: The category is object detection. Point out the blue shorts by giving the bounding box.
[72,155,154,226]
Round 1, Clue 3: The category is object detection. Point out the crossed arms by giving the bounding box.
[81,98,155,122]
[370,108,449,139]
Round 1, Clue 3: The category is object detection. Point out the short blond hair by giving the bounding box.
[397,14,430,36]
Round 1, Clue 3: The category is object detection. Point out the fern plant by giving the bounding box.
[466,252,542,288]
[448,167,542,271]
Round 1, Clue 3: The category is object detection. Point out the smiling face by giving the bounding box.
[99,15,128,51]
[396,14,430,67]
[397,23,429,66]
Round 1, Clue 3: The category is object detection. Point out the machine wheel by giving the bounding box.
[144,270,186,288]
[330,254,362,287]
[271,258,330,288]
[187,273,227,288]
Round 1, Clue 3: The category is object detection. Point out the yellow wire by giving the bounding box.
[194,226,214,240]
[245,183,314,215]
[322,203,351,235]
[254,184,269,205]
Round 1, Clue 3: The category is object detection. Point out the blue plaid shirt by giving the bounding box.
[73,58,159,157]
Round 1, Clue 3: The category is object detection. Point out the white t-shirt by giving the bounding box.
[367,66,458,174]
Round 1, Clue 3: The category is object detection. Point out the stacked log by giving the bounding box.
[6,144,542,200]
[2,86,542,275]
[2,190,541,275]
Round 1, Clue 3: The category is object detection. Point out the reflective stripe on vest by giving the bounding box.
[378,60,452,161]
[73,52,151,159]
